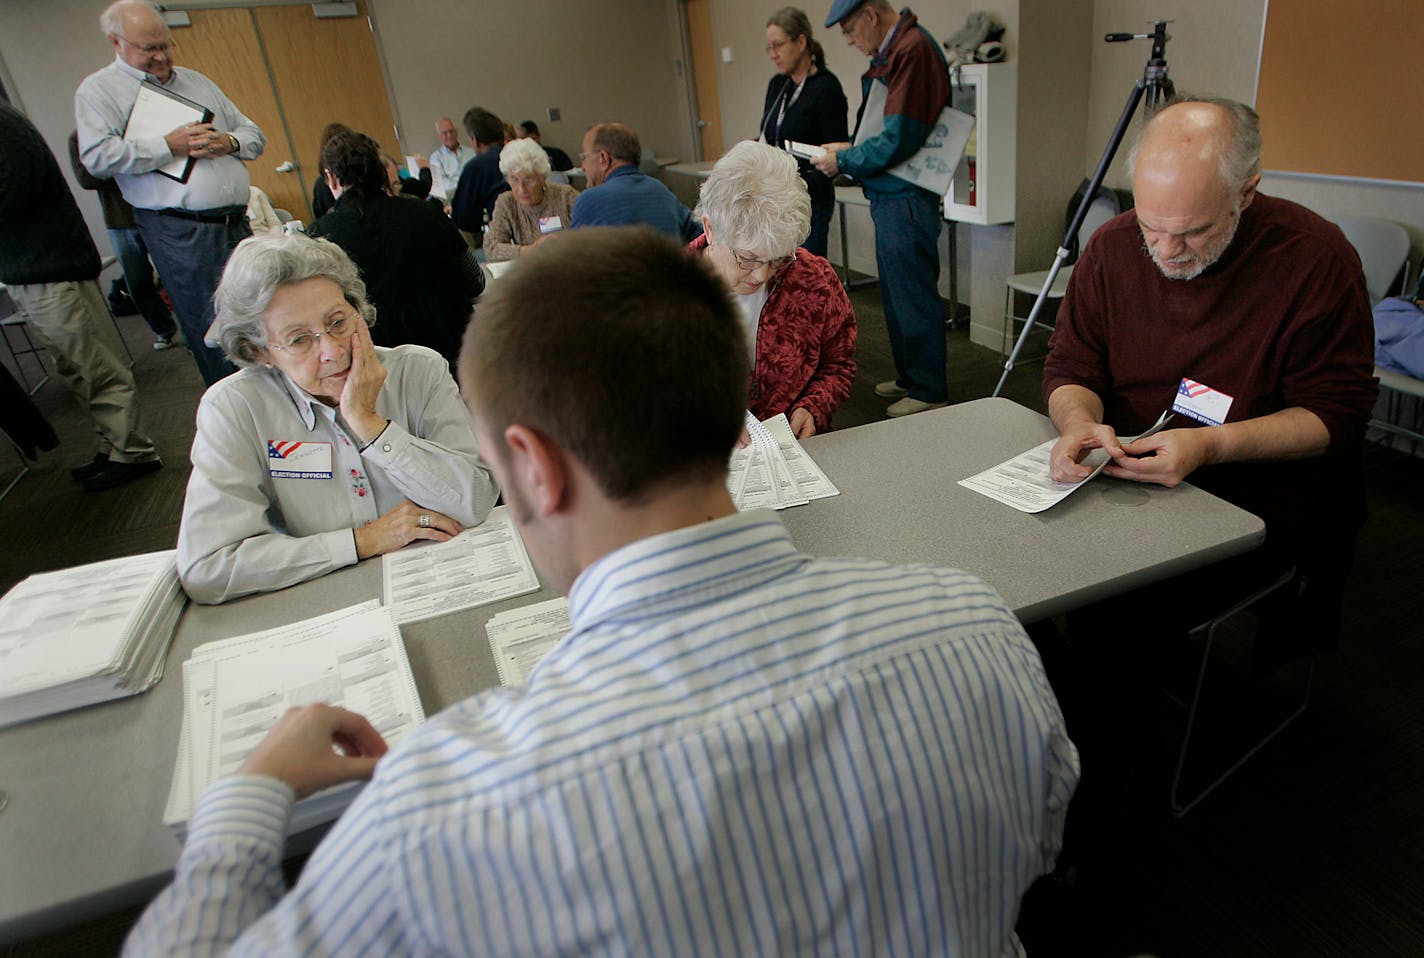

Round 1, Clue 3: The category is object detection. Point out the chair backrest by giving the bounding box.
[1062,179,1131,263]
[1329,214,1409,304]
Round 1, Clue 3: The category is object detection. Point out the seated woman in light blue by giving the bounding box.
[177,234,499,603]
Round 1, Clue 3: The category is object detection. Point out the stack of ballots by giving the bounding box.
[0,550,186,728]
[165,601,426,836]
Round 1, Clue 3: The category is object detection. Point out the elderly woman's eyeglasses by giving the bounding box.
[729,248,793,273]
[268,313,356,357]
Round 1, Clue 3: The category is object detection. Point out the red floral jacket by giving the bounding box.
[688,236,857,430]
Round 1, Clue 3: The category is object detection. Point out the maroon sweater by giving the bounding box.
[1043,193,1378,546]
[689,236,856,431]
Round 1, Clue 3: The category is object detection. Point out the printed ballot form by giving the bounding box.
[960,410,1173,513]
[382,506,540,624]
[165,601,424,832]
[485,597,572,687]
[728,412,839,511]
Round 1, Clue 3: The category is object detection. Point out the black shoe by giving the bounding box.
[70,453,110,482]
[81,458,162,492]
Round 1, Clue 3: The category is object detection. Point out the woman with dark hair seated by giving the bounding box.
[308,130,484,365]
[310,122,352,219]
[177,233,498,603]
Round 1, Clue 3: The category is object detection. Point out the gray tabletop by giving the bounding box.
[0,397,1264,943]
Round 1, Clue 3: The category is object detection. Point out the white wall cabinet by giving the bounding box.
[943,62,1016,225]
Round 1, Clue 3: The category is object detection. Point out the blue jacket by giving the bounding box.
[1374,296,1424,379]
[570,165,701,241]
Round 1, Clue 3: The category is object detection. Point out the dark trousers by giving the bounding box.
[133,209,246,386]
[804,188,834,259]
[107,227,178,341]
[869,189,946,402]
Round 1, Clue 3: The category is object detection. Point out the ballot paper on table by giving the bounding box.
[958,411,1174,514]
[728,412,840,511]
[485,597,572,687]
[164,601,424,835]
[0,550,185,728]
[123,81,213,183]
[382,505,540,624]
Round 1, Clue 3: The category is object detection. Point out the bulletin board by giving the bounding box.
[1255,0,1423,184]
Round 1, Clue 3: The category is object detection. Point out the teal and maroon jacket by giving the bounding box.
[838,9,950,198]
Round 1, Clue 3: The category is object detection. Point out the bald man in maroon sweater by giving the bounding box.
[1043,97,1377,644]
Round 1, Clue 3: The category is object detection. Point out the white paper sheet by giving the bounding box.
[958,410,1174,513]
[381,506,540,624]
[485,597,571,687]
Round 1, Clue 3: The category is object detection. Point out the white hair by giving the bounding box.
[498,137,551,178]
[99,0,162,36]
[694,141,810,258]
[213,234,376,367]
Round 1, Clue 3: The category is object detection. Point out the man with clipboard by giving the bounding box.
[812,0,950,420]
[76,0,265,386]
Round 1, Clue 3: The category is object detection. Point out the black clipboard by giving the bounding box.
[123,80,214,184]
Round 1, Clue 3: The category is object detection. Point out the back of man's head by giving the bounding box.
[589,122,642,166]
[461,227,746,503]
[463,107,505,147]
[519,120,541,139]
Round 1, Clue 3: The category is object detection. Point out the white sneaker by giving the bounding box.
[152,336,176,351]
[886,397,948,418]
[874,380,909,399]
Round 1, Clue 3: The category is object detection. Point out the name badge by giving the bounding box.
[267,440,334,479]
[538,216,563,235]
[1172,378,1233,426]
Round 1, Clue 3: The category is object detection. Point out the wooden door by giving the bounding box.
[171,8,307,217]
[251,4,400,202]
[684,0,724,161]
[169,3,400,221]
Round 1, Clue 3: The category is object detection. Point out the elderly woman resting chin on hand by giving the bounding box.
[689,140,856,439]
[176,233,499,604]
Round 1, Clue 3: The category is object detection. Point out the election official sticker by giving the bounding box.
[267,440,334,479]
[1172,378,1233,426]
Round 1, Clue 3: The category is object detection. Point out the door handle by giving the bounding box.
[275,160,296,173]
[696,120,709,129]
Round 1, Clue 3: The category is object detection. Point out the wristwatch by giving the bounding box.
[227,133,240,156]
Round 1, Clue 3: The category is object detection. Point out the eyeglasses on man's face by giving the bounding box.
[117,33,173,56]
[268,311,357,357]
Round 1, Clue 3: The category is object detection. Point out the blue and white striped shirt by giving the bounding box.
[127,511,1079,956]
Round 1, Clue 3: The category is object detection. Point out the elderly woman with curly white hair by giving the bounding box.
[176,233,499,604]
[484,137,579,262]
[690,140,856,438]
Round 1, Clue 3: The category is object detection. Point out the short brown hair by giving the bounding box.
[461,227,746,502]
[588,122,642,165]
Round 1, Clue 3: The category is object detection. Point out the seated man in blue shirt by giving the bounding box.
[125,227,1076,957]
[570,121,702,241]
[449,107,510,245]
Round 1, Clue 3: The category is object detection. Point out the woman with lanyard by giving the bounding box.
[758,7,848,258]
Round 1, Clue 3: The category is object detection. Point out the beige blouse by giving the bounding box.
[484,182,578,261]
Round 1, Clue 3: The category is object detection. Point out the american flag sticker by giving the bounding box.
[266,440,334,479]
[1171,378,1233,426]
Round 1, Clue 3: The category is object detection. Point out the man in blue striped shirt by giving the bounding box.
[127,227,1078,956]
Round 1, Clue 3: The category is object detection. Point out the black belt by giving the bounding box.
[154,205,248,225]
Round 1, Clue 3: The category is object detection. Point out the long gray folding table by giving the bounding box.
[0,396,1264,944]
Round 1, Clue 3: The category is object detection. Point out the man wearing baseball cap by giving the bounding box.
[813,1,950,418]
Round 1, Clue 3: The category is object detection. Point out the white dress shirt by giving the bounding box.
[132,510,1079,955]
[429,143,475,200]
[75,56,265,211]
[176,344,498,604]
